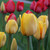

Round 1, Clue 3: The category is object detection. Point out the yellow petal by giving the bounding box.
[0,32,6,48]
[5,20,18,34]
[5,15,9,22]
[21,13,38,36]
[1,1,5,12]
[11,38,17,50]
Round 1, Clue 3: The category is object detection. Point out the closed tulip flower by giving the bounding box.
[21,13,38,36]
[0,32,6,48]
[5,20,18,34]
[38,15,49,29]
[35,1,43,13]
[5,15,9,22]
[6,0,15,13]
[26,10,32,14]
[38,15,49,39]
[7,13,17,22]
[16,1,24,12]
[11,38,17,50]
[30,1,36,11]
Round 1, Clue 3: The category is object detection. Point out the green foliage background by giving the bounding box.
[0,0,50,50]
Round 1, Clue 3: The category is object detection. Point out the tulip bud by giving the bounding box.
[0,32,6,48]
[21,13,38,36]
[11,38,17,50]
[5,20,18,34]
[1,1,5,12]
[5,15,9,22]
[26,10,32,14]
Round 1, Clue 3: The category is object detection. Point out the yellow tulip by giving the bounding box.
[5,15,9,22]
[38,15,49,29]
[21,13,38,36]
[1,1,5,12]
[11,38,17,50]
[5,20,18,34]
[33,21,40,40]
[0,32,6,48]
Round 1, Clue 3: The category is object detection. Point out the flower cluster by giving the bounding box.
[30,0,50,13]
[20,13,49,40]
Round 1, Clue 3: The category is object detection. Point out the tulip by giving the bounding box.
[0,32,6,48]
[6,0,15,13]
[5,20,18,34]
[35,1,43,13]
[11,38,17,50]
[30,1,36,11]
[21,13,39,50]
[38,0,47,11]
[7,13,17,22]
[1,1,5,12]
[5,15,9,22]
[21,13,38,36]
[16,1,24,12]
[26,10,32,14]
[44,0,50,7]
[38,15,49,29]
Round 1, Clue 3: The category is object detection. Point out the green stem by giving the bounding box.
[8,34,12,50]
[0,48,2,50]
[45,6,50,50]
[2,13,5,32]
[42,40,45,50]
[37,40,40,50]
[27,36,29,50]
[29,36,33,50]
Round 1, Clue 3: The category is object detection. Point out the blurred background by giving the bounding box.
[0,0,50,50]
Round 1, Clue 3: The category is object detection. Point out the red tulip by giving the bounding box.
[44,0,50,6]
[7,13,17,22]
[38,0,47,11]
[30,1,36,11]
[0,8,1,13]
[16,1,24,12]
[26,10,32,14]
[35,1,43,13]
[6,0,15,13]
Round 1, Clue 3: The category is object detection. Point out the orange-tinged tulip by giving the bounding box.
[5,20,18,34]
[21,13,38,36]
[0,32,6,48]
[33,22,40,40]
[38,15,49,28]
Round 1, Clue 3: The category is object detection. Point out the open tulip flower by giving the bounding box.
[6,0,15,13]
[21,13,38,36]
[16,1,24,12]
[5,20,18,34]
[0,32,6,48]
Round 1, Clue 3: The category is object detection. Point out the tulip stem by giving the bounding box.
[38,40,40,50]
[27,36,29,50]
[8,34,12,50]
[0,48,2,50]
[42,40,45,50]
[2,13,5,32]
[45,6,50,50]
